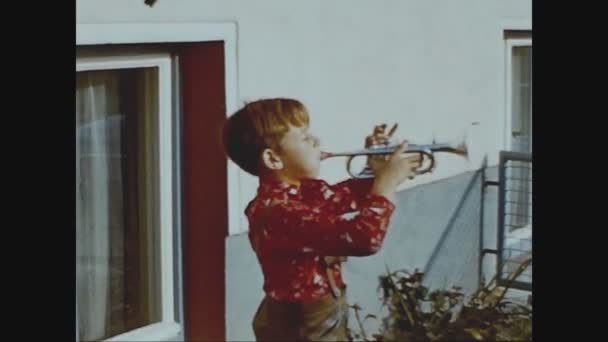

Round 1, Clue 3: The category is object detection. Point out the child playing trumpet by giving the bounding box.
[221,98,421,341]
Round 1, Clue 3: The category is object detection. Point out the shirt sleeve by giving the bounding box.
[334,178,374,197]
[258,193,396,257]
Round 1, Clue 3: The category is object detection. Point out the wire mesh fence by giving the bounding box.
[497,151,532,290]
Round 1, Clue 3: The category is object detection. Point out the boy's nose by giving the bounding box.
[313,136,320,148]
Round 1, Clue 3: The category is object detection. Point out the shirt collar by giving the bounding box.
[258,177,325,196]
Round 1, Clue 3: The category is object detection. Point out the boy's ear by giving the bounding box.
[261,148,284,171]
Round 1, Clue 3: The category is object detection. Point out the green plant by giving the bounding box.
[349,259,532,341]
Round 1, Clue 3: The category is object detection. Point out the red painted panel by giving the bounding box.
[180,41,227,341]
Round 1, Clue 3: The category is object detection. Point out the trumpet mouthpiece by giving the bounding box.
[320,151,332,160]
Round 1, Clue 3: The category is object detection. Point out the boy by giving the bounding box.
[221,98,420,341]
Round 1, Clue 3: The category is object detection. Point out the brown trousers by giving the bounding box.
[252,289,351,341]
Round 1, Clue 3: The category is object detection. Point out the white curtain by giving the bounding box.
[76,71,124,341]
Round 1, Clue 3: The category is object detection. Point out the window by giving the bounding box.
[76,54,180,341]
[509,43,532,154]
[503,31,532,153]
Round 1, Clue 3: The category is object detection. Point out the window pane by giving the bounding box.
[76,67,161,341]
[511,46,532,152]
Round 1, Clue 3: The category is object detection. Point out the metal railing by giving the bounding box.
[496,151,532,291]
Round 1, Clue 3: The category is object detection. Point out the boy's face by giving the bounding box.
[271,124,322,182]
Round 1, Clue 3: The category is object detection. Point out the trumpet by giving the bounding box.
[321,138,468,179]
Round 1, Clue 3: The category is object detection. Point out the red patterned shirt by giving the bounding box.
[245,177,396,303]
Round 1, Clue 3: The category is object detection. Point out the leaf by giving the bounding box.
[464,328,485,340]
[416,286,429,300]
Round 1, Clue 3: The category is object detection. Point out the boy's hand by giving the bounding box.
[371,141,422,201]
[365,123,398,171]
[365,123,397,148]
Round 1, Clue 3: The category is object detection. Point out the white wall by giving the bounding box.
[78,1,531,233]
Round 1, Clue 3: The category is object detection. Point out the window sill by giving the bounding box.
[104,321,181,342]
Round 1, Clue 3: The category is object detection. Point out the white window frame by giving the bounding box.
[503,36,532,151]
[77,22,245,236]
[76,54,180,341]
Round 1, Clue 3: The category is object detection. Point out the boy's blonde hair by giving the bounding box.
[222,98,310,176]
